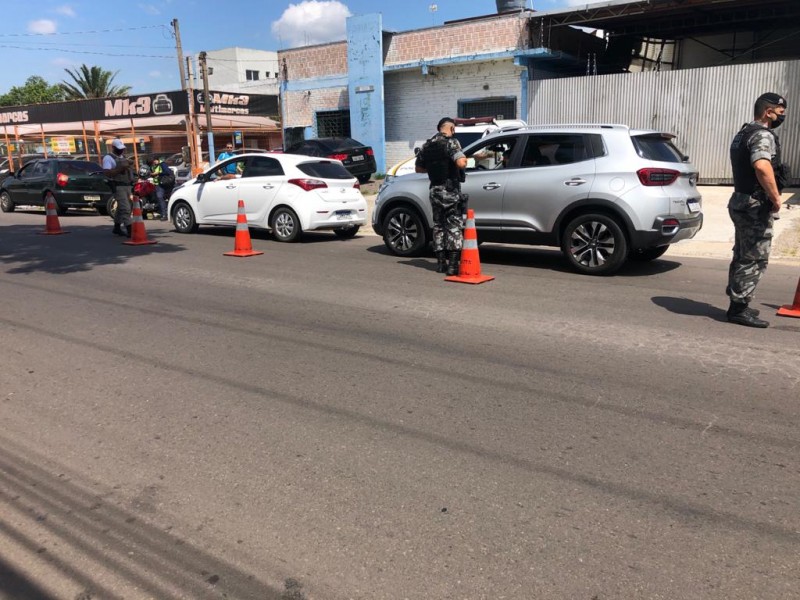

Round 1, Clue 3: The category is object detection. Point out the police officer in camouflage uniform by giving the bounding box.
[726,92,788,328]
[415,117,468,275]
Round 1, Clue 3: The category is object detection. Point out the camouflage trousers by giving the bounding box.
[727,193,773,304]
[430,186,463,252]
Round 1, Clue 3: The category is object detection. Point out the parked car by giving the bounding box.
[168,152,366,242]
[372,124,703,275]
[386,117,527,178]
[0,158,113,215]
[284,137,376,184]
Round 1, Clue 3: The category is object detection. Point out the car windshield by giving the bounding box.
[632,135,686,163]
[58,160,103,175]
[297,160,354,179]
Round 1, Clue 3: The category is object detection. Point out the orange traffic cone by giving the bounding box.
[39,194,69,235]
[444,209,494,284]
[777,276,800,318]
[123,196,157,246]
[224,200,263,257]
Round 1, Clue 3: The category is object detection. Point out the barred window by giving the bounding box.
[458,97,517,120]
[316,110,351,138]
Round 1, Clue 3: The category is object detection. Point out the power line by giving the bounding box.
[0,44,174,59]
[0,24,168,37]
[3,40,174,49]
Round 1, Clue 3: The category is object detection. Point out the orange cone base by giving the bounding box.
[38,230,70,235]
[224,249,264,257]
[445,273,495,284]
[777,305,800,318]
[123,238,157,246]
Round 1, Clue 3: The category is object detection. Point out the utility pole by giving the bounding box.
[185,55,202,175]
[198,51,215,164]
[171,19,187,89]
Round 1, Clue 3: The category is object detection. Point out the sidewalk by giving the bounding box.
[666,186,800,263]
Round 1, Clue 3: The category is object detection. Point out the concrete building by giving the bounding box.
[206,47,280,96]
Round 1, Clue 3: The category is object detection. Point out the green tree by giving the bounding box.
[60,64,131,99]
[0,76,65,106]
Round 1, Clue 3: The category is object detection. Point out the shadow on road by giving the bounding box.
[368,243,683,277]
[0,224,185,275]
[651,296,728,322]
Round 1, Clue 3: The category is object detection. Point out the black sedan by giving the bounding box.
[284,137,376,184]
[0,158,114,215]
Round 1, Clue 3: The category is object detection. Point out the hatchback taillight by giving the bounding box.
[328,153,348,161]
[288,178,327,191]
[353,181,360,189]
[637,168,679,186]
[56,173,69,187]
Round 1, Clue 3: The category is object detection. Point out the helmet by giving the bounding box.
[138,164,151,178]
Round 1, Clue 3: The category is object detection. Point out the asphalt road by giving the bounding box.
[1,210,799,600]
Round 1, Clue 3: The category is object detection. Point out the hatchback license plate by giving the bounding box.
[336,211,352,220]
[687,200,701,213]
[351,155,364,162]
[84,195,101,202]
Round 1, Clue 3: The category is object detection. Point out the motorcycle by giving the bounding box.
[108,164,163,220]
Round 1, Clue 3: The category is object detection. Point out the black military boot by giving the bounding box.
[435,251,447,273]
[112,223,123,236]
[726,287,760,316]
[446,251,460,276]
[727,302,768,328]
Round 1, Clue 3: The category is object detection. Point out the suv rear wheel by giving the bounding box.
[562,213,628,275]
[382,205,427,256]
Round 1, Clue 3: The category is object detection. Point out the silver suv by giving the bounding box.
[372,124,703,275]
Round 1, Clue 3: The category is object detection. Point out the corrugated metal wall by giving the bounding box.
[528,60,800,184]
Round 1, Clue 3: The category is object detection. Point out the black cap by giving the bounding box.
[757,92,787,108]
[437,117,455,130]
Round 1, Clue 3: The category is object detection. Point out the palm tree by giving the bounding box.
[60,64,131,99]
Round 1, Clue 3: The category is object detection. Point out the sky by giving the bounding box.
[0,0,590,97]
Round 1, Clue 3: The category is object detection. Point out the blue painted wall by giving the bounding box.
[346,13,386,174]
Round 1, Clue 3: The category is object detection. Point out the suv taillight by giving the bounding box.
[637,168,679,186]
[56,173,69,187]
[288,178,327,191]
[328,153,348,161]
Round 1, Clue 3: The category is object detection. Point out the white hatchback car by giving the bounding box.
[168,153,367,241]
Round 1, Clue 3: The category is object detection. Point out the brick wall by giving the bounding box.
[384,60,524,168]
[384,14,528,66]
[283,87,349,128]
[279,42,348,81]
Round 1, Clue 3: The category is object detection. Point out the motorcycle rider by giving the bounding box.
[149,156,175,221]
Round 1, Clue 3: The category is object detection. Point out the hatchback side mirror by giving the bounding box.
[195,172,207,183]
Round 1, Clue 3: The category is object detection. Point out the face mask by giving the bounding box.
[770,112,786,129]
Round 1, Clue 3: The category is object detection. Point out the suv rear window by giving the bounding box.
[58,160,102,175]
[297,160,353,179]
[632,135,685,163]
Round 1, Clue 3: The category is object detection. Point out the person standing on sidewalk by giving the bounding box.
[103,139,133,237]
[726,92,789,328]
[415,117,468,274]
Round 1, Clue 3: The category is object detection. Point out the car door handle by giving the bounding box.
[262,185,274,189]
[225,185,237,189]
[564,178,587,186]
[482,183,502,190]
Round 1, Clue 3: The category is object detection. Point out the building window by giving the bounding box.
[284,127,305,148]
[316,109,351,138]
[458,97,517,120]
[245,70,260,81]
